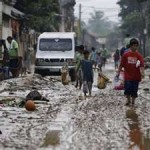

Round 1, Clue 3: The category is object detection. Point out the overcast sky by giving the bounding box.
[74,0,120,23]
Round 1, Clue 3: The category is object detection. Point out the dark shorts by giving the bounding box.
[124,80,139,97]
[9,59,20,69]
[76,69,82,82]
[102,57,106,64]
[92,60,97,65]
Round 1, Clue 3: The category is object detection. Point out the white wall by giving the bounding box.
[2,26,12,48]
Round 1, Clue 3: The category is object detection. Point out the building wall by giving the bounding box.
[0,2,25,59]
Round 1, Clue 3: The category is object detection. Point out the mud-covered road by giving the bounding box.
[0,60,150,150]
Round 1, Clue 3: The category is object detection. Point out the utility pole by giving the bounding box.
[78,3,82,44]
[61,8,65,32]
[138,0,148,56]
[0,1,2,38]
[59,0,65,32]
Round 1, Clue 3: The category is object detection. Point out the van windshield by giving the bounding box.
[39,38,72,51]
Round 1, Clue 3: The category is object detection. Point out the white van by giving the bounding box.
[34,32,76,80]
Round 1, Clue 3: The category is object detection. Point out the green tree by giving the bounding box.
[121,12,144,35]
[107,27,123,52]
[117,0,144,37]
[15,0,60,32]
[117,0,147,56]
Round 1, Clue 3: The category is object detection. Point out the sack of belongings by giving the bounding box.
[61,64,70,85]
[97,72,109,89]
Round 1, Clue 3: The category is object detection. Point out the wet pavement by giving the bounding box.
[0,60,150,150]
[126,107,148,150]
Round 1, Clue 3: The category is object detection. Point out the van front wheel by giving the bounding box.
[34,68,48,76]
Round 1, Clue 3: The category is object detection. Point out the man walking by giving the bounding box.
[7,36,21,78]
[75,45,84,89]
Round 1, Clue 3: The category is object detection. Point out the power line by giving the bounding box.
[81,15,119,20]
[75,13,118,18]
[81,5,120,10]
[74,10,118,15]
[81,8,119,13]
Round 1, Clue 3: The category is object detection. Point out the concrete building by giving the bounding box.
[0,1,37,71]
[0,0,25,61]
[0,0,23,40]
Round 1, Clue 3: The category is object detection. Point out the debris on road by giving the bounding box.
[0,62,150,149]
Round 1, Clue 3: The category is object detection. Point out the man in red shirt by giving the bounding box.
[118,38,144,106]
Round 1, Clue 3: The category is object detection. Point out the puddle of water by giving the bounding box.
[41,130,60,147]
[126,108,150,150]
[40,105,74,149]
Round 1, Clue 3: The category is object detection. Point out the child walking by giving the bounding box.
[77,50,93,96]
[117,38,144,106]
[90,47,97,69]
[113,49,120,70]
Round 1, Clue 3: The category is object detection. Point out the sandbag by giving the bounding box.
[97,73,109,89]
[61,64,70,85]
[61,72,70,85]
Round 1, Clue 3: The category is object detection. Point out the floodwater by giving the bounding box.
[127,107,150,150]
[106,61,150,150]
[41,130,60,147]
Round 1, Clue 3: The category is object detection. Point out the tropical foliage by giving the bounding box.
[117,0,145,37]
[14,0,60,32]
[117,0,150,56]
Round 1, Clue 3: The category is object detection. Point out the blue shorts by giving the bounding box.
[124,80,139,97]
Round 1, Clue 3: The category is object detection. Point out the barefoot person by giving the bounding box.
[77,50,93,97]
[117,38,144,106]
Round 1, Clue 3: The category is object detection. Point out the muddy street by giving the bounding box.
[0,61,150,150]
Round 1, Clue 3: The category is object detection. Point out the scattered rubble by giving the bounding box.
[0,62,150,149]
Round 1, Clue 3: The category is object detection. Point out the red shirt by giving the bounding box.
[120,49,144,81]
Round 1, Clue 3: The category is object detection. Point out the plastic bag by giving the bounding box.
[83,81,88,93]
[113,71,124,90]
